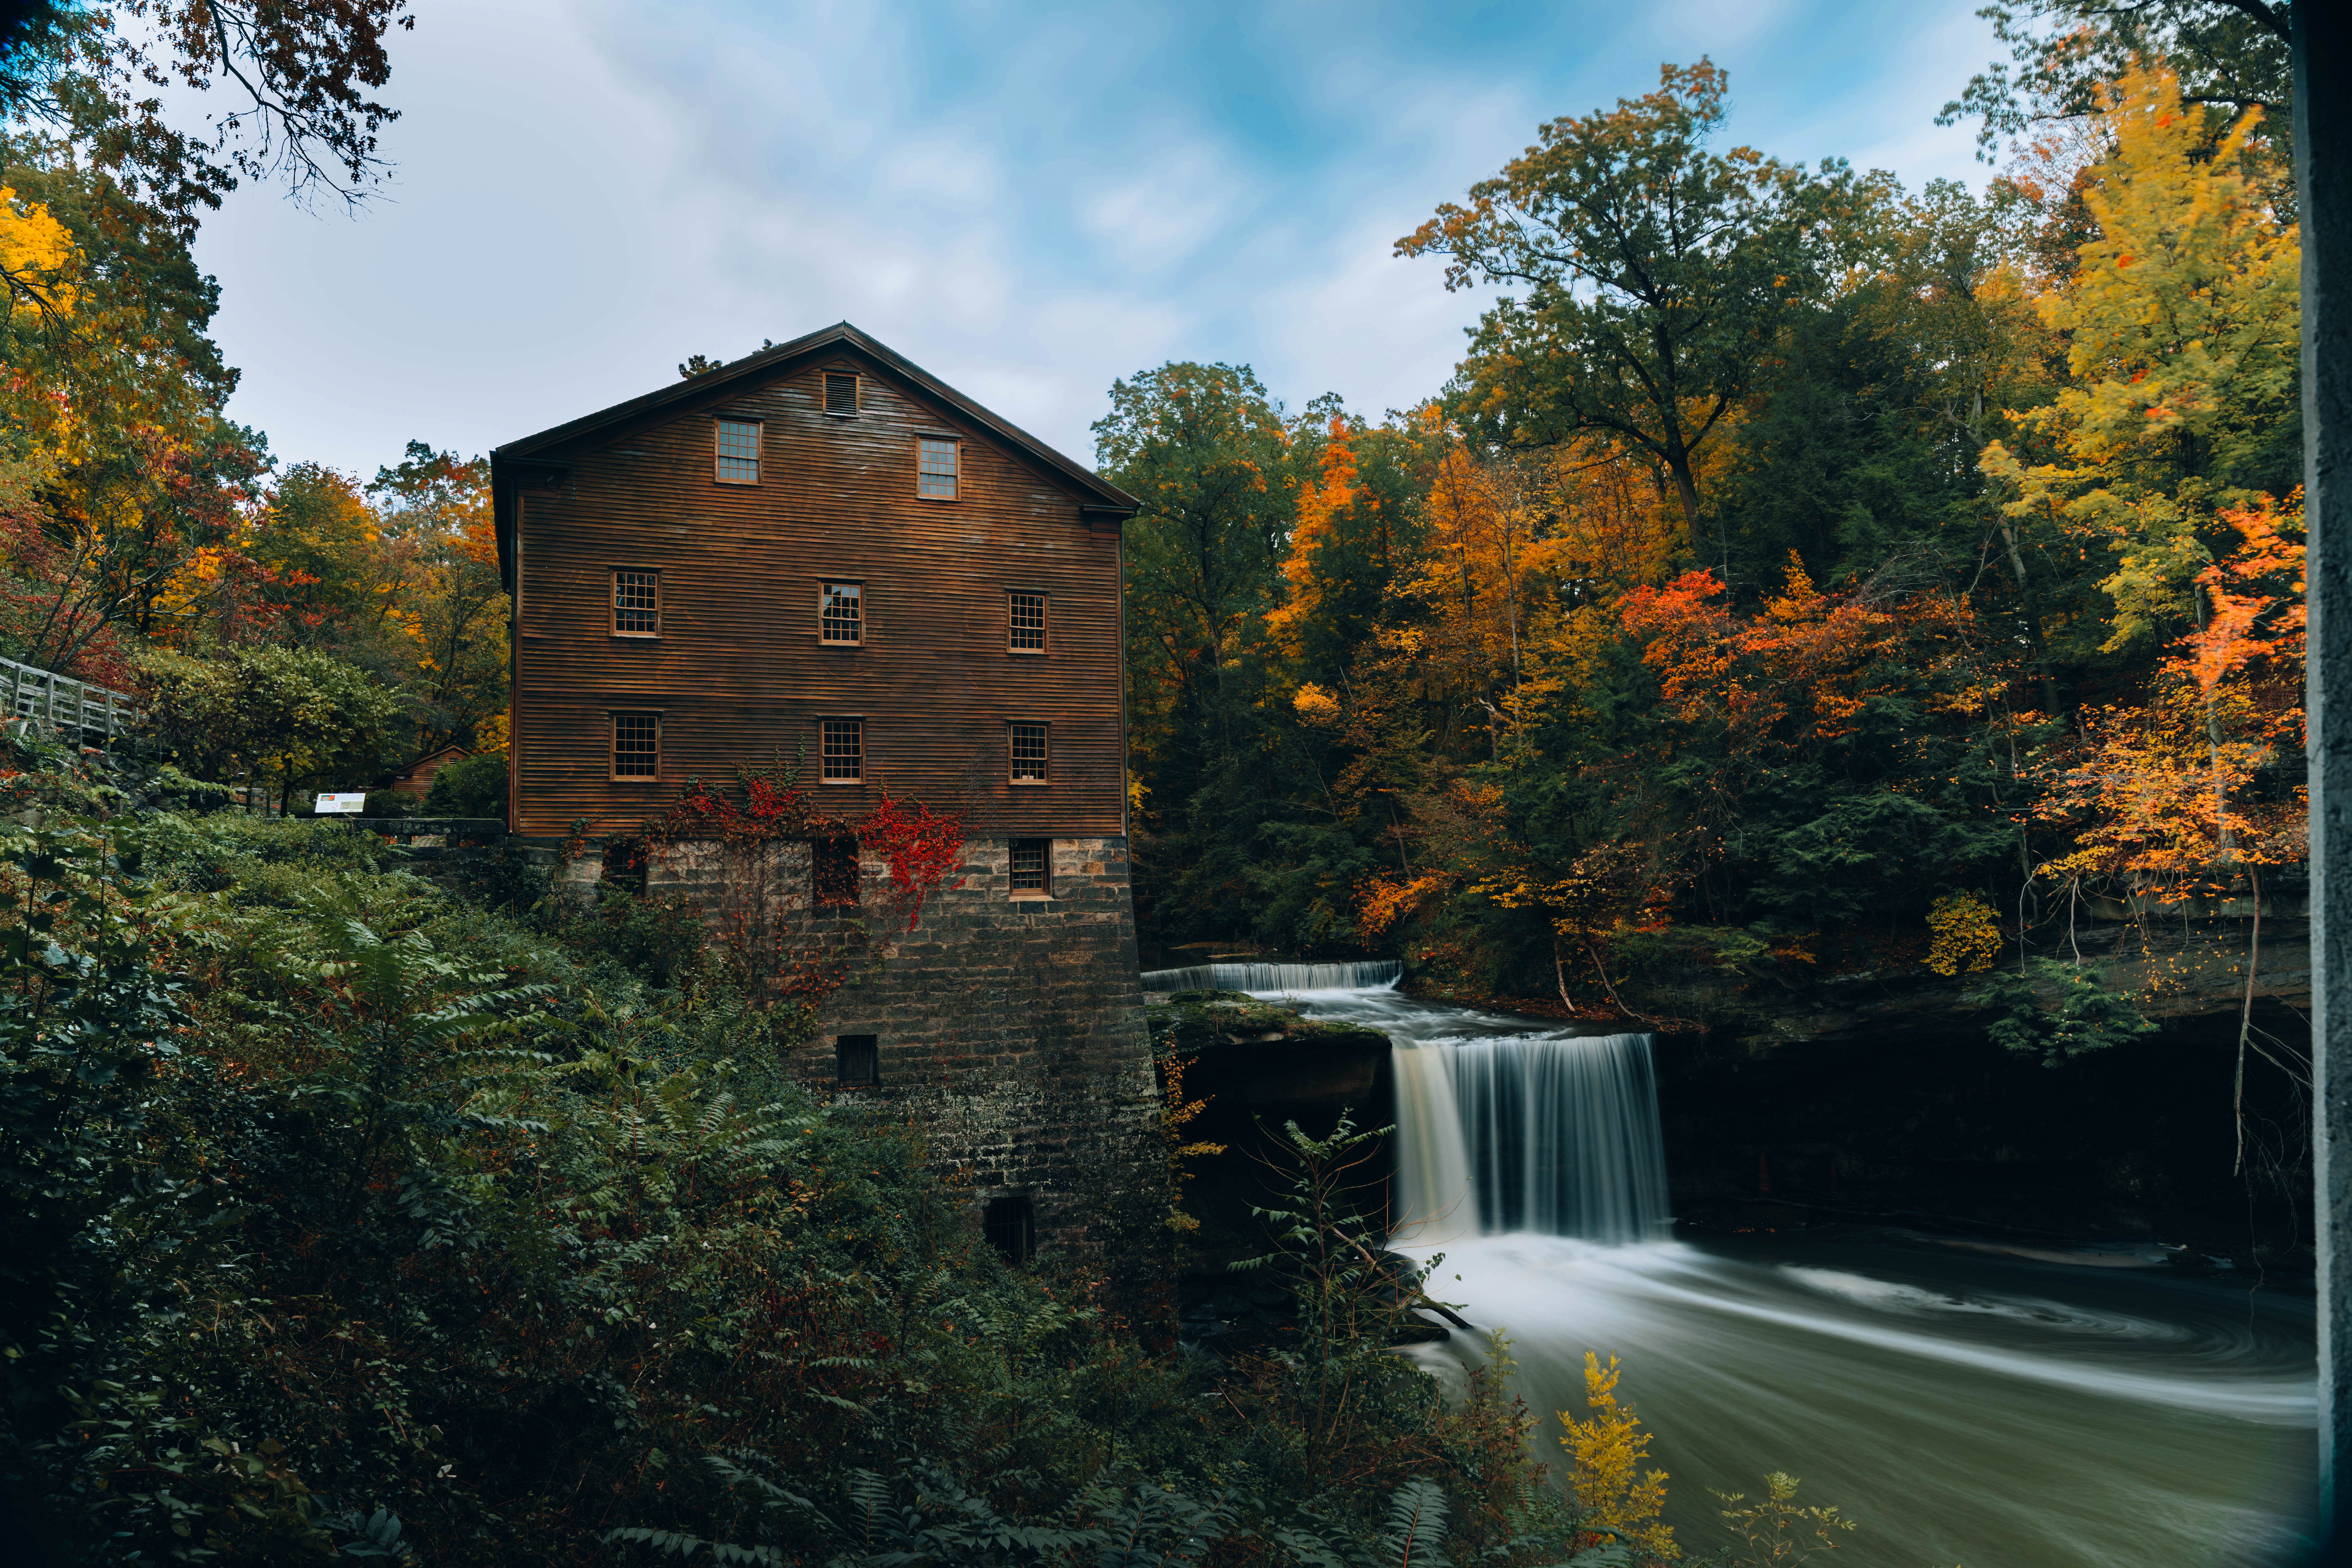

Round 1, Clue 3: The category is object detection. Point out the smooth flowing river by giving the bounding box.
[1207,967,2320,1568]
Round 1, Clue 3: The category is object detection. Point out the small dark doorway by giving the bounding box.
[835,1034,878,1086]
[983,1194,1033,1264]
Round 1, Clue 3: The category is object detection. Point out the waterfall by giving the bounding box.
[1148,960,1669,1244]
[1390,1042,1471,1242]
[1139,958,1404,992]
[1392,1031,1671,1245]
[1455,1034,1669,1242]
[1394,1034,1670,1244]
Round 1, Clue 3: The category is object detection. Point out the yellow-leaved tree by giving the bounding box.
[1561,1352,1677,1562]
[0,183,78,526]
[1981,62,2298,653]
[0,184,77,326]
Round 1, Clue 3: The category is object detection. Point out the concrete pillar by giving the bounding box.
[2299,6,2352,1554]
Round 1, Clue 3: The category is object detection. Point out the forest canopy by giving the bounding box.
[1106,58,2304,1027]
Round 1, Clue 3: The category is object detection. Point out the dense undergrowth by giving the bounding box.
[0,731,1645,1568]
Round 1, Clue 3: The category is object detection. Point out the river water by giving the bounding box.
[1237,971,2320,1568]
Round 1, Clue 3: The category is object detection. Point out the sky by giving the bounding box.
[189,0,2009,481]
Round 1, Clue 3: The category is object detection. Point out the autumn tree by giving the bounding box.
[368,442,508,754]
[1268,408,1433,685]
[0,143,265,677]
[1981,64,2299,655]
[1398,60,1885,573]
[0,0,416,233]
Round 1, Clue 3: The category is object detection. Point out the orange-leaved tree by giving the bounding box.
[2040,495,2305,896]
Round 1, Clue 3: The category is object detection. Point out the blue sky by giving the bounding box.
[190,0,2007,481]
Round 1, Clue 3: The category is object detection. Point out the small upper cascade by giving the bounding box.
[1138,959,1405,993]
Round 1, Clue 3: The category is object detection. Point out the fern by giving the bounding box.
[603,1528,788,1565]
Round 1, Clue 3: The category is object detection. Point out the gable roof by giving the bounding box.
[395,742,469,774]
[490,321,1140,589]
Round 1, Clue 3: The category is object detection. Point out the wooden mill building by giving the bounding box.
[490,322,1163,1293]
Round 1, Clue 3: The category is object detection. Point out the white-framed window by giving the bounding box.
[1008,590,1046,653]
[820,581,863,644]
[715,418,761,484]
[613,569,659,636]
[1009,722,1048,784]
[822,718,863,783]
[917,437,959,500]
[612,713,660,779]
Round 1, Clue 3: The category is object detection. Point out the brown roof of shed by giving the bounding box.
[489,322,1139,590]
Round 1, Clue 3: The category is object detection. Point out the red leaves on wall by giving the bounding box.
[646,758,969,935]
[854,794,969,932]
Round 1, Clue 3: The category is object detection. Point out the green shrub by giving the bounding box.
[419,750,509,818]
[1982,958,2159,1065]
[557,883,708,988]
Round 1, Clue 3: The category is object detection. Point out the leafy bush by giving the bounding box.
[138,644,407,804]
[419,750,508,819]
[557,882,708,988]
[1982,958,2159,1065]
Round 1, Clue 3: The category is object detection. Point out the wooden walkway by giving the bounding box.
[1,657,137,740]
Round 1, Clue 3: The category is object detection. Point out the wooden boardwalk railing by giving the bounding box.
[0,657,138,739]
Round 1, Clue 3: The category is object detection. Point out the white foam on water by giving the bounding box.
[1774,1266,2190,1342]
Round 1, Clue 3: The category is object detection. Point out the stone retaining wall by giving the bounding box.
[639,834,1169,1312]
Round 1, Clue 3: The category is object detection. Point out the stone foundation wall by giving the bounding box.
[639,834,1169,1309]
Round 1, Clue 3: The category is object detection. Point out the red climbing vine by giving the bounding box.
[638,748,969,938]
[855,793,968,931]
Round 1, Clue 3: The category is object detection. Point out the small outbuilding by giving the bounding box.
[385,743,470,800]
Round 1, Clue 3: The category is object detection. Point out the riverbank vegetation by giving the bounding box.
[0,734,1629,1564]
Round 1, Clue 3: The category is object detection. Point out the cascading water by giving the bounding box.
[1252,969,2318,1568]
[1391,1034,1669,1244]
[1141,958,1404,992]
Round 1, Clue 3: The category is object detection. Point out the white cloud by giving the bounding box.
[1077,138,1246,272]
[184,0,2003,479]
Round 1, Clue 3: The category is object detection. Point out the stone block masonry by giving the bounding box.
[642,834,1170,1313]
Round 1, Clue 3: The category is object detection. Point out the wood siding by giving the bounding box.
[509,352,1125,838]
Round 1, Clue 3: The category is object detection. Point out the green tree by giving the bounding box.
[140,644,404,808]
[1940,1,2292,174]
[1093,363,1297,938]
[1397,61,1886,564]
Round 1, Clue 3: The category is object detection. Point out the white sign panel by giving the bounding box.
[315,793,368,815]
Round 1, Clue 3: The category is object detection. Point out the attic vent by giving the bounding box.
[825,373,859,417]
